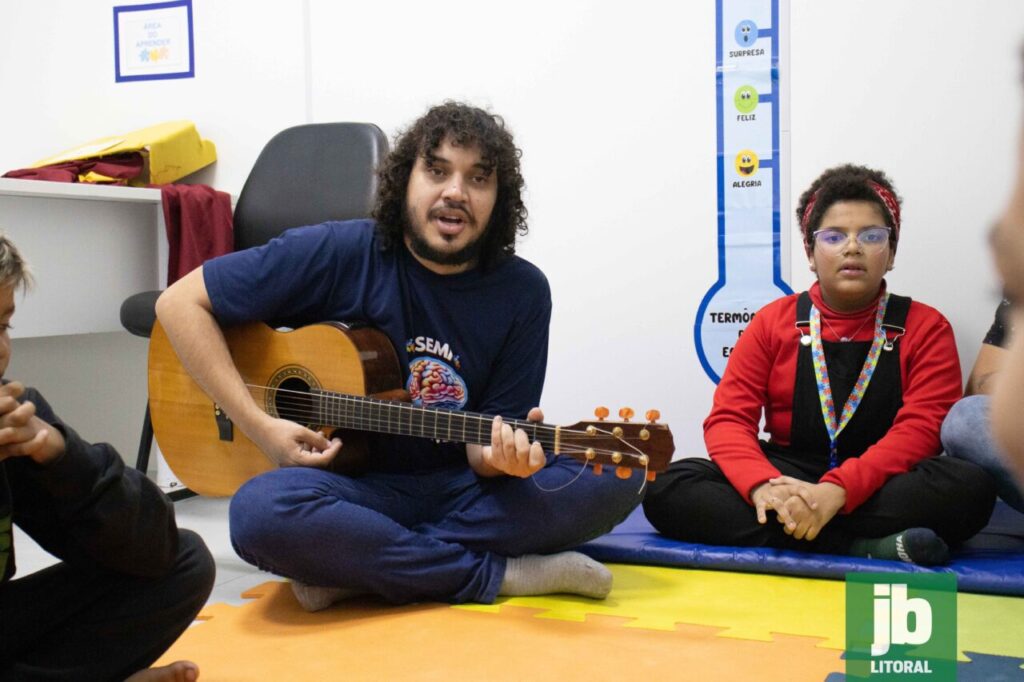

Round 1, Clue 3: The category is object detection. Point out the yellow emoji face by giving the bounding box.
[735,150,759,176]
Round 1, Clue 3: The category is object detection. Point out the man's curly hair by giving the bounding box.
[796,164,901,252]
[372,101,528,270]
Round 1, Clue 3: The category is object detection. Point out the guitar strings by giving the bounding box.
[531,450,651,495]
[245,383,655,493]
[529,449,651,495]
[247,383,656,463]
[250,385,652,461]
[265,403,645,460]
[530,456,588,493]
[249,384,654,445]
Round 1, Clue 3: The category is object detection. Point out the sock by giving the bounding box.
[848,528,950,566]
[499,551,613,599]
[290,581,362,612]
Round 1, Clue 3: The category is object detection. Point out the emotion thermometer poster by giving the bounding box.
[694,0,792,383]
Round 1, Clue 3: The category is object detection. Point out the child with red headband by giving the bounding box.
[644,164,996,566]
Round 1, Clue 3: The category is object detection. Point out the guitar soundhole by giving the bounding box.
[272,376,318,429]
[266,365,321,429]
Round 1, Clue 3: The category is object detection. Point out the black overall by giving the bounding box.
[644,293,995,554]
[768,292,908,478]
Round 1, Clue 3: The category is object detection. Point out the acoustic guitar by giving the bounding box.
[148,320,675,496]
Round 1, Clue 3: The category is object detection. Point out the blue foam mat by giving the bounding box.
[579,502,1024,596]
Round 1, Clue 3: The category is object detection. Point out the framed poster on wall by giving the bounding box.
[114,0,194,82]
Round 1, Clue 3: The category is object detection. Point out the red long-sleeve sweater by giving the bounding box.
[704,282,962,512]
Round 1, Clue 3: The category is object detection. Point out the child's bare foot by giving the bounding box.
[124,659,199,682]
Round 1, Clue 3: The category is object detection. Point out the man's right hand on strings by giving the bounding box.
[249,414,342,468]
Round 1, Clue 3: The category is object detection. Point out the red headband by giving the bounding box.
[866,181,901,239]
[800,193,820,235]
[801,182,901,244]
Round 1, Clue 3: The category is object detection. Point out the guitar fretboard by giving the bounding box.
[277,388,561,449]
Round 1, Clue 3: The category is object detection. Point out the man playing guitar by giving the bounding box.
[156,102,643,610]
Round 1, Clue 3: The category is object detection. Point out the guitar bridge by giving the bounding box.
[214,405,233,442]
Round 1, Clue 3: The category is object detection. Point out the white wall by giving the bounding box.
[789,1,1023,385]
[0,0,309,191]
[10,333,150,466]
[0,1,1022,463]
[0,0,310,460]
[307,0,719,455]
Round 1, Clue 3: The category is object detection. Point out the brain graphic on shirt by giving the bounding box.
[406,358,468,410]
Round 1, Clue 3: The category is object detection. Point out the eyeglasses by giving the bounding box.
[811,226,891,251]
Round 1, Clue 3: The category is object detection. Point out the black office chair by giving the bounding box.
[121,122,390,484]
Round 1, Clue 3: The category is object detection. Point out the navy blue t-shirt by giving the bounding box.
[203,219,552,473]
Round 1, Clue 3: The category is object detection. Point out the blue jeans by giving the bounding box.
[941,394,1024,512]
[229,457,642,604]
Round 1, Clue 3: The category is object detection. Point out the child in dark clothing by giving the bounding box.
[0,234,215,681]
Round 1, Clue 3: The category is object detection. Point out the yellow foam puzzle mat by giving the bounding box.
[31,120,216,185]
[157,565,1024,680]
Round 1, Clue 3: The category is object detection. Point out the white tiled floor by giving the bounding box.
[12,495,275,607]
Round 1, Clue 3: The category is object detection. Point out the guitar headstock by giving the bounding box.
[557,407,675,481]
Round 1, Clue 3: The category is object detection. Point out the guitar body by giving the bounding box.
[149,320,404,496]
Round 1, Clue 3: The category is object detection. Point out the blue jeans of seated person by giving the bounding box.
[229,455,642,605]
[942,394,1024,513]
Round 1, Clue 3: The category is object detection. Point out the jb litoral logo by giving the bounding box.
[846,573,956,680]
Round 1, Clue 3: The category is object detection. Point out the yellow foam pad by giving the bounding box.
[464,564,1024,661]
[462,564,846,648]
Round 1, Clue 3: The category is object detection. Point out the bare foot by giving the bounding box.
[124,660,199,682]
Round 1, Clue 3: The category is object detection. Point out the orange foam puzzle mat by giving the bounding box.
[157,564,1024,680]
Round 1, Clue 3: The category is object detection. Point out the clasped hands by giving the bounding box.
[0,381,66,465]
[750,476,847,541]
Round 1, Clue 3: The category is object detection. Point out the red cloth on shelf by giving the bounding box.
[3,153,145,184]
[160,184,233,285]
[4,160,233,286]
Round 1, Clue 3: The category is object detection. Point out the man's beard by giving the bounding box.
[404,208,485,267]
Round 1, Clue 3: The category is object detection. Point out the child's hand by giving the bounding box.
[0,381,65,464]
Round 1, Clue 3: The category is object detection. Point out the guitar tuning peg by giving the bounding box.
[646,471,657,482]
[592,463,604,476]
[594,406,609,421]
[615,466,633,480]
[645,409,661,423]
[618,407,634,421]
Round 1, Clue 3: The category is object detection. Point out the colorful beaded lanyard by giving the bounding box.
[809,294,890,469]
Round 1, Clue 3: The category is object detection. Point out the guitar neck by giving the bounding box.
[149,319,673,497]
[311,390,557,448]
